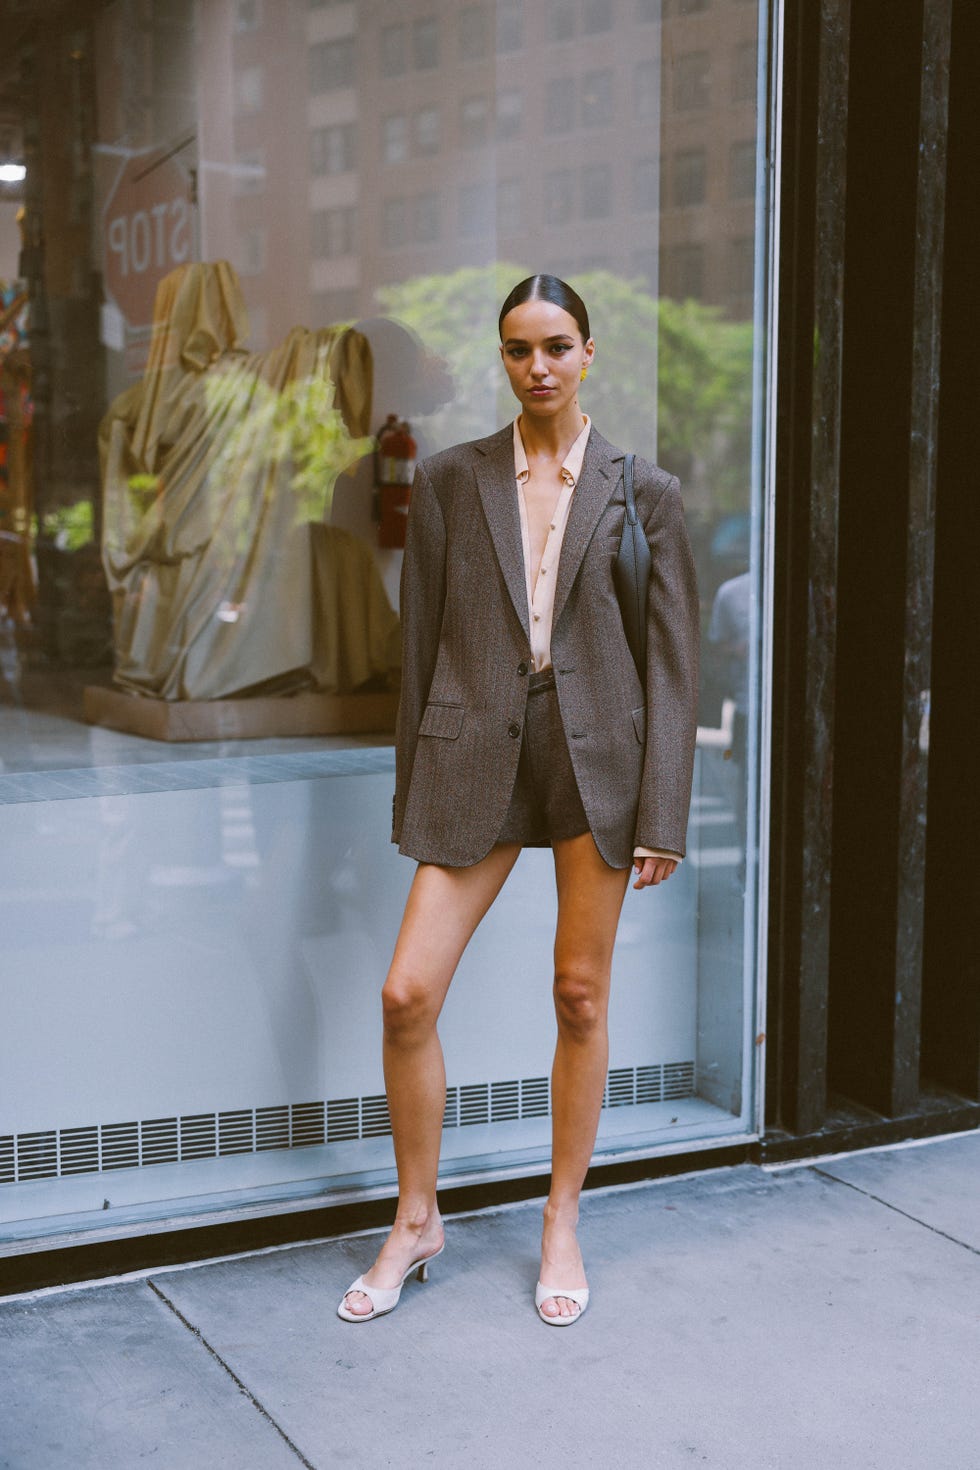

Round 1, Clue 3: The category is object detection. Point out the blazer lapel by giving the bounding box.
[552,430,623,630]
[473,428,530,640]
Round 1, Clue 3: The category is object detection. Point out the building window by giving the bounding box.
[673,148,706,206]
[496,90,523,140]
[633,157,659,212]
[380,25,406,77]
[547,76,576,133]
[727,236,755,305]
[233,149,265,195]
[544,169,575,224]
[234,0,261,33]
[497,3,523,52]
[730,139,756,199]
[634,60,659,121]
[550,1,576,42]
[415,107,440,156]
[460,5,490,60]
[666,243,705,300]
[382,114,409,165]
[235,65,263,113]
[582,70,613,128]
[581,164,612,218]
[310,124,356,176]
[382,197,409,250]
[497,177,522,235]
[733,41,757,104]
[311,39,354,92]
[413,18,439,69]
[312,206,356,258]
[459,183,494,238]
[461,96,490,148]
[583,0,614,33]
[413,192,441,244]
[673,51,710,110]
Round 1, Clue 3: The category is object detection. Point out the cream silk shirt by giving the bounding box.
[512,416,680,865]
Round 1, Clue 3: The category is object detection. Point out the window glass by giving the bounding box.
[2,0,770,1244]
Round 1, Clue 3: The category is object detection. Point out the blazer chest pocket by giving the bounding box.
[631,706,646,743]
[419,702,465,740]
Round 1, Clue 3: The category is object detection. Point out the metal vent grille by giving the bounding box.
[0,1061,695,1185]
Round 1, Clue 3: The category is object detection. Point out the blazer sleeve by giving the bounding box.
[633,475,701,857]
[393,459,447,843]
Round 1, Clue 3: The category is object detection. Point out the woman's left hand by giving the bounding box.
[632,856,678,889]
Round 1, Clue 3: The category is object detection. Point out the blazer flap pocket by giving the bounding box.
[419,702,465,740]
[631,706,646,743]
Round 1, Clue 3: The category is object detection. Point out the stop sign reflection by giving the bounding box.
[103,150,193,329]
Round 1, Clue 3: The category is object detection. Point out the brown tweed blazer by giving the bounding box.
[392,422,700,869]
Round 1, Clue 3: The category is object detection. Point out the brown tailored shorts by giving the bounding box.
[495,669,591,847]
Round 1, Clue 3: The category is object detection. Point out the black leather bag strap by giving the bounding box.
[612,453,651,688]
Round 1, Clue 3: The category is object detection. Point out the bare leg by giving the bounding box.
[342,843,521,1314]
[539,832,630,1320]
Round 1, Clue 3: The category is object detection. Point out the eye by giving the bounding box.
[551,343,572,355]
[506,345,529,359]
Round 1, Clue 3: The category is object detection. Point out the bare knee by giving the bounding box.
[382,971,438,1043]
[553,966,607,1042]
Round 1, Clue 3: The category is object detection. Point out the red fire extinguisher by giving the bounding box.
[375,416,417,549]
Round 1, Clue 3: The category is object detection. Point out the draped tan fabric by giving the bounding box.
[99,261,400,701]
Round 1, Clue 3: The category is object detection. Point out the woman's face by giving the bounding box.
[499,299,595,420]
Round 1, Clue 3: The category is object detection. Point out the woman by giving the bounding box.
[338,275,699,1326]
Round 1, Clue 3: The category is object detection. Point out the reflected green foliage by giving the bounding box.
[378,265,753,511]
[36,500,95,551]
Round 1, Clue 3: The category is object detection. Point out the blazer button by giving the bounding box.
[517,661,529,676]
[508,722,521,738]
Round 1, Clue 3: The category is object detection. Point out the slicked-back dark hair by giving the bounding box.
[497,274,591,342]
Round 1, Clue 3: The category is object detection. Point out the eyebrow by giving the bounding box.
[503,334,575,346]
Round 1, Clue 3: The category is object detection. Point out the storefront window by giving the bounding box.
[0,0,771,1246]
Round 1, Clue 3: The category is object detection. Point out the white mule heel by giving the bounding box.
[337,1244,444,1323]
[535,1280,590,1326]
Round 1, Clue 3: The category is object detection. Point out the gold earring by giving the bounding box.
[580,366,588,382]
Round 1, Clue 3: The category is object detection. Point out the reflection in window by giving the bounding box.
[497,2,523,52]
[413,18,439,69]
[413,193,441,244]
[234,148,265,195]
[459,183,494,238]
[582,164,612,218]
[730,140,756,199]
[237,227,266,277]
[460,5,490,60]
[311,38,354,92]
[497,177,522,236]
[637,0,660,19]
[632,246,659,289]
[547,76,576,133]
[727,236,755,309]
[676,0,710,14]
[382,197,409,250]
[673,148,706,206]
[583,0,614,34]
[312,207,356,258]
[496,90,523,140]
[234,0,261,33]
[461,96,490,148]
[634,60,659,121]
[633,157,659,212]
[311,123,356,176]
[416,108,440,156]
[544,168,575,224]
[582,70,613,128]
[550,1,576,42]
[733,40,757,103]
[673,51,710,109]
[382,115,409,165]
[665,243,705,300]
[235,65,263,113]
[380,24,406,77]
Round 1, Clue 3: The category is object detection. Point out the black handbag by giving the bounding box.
[612,453,650,687]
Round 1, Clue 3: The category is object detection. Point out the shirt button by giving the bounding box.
[533,613,540,621]
[517,661,529,676]
[508,722,521,738]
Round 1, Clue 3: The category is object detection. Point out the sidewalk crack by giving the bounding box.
[811,1168,980,1256]
[147,1279,319,1469]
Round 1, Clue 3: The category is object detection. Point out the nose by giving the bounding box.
[529,349,549,378]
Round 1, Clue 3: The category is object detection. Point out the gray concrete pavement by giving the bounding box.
[2,1131,978,1470]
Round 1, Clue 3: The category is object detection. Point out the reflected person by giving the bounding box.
[338,275,700,1327]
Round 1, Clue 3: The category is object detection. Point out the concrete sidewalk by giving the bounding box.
[1,1131,978,1470]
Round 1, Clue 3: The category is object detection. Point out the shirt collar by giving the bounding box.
[513,415,591,486]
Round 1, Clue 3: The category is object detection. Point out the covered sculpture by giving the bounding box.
[99,261,400,701]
